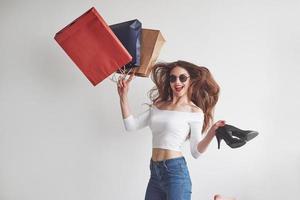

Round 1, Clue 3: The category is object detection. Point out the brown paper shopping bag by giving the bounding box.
[125,29,165,77]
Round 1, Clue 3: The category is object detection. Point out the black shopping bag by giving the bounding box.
[110,19,142,73]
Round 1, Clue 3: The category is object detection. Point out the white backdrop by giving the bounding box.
[1,0,300,199]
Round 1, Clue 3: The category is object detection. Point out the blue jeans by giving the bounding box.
[145,156,192,200]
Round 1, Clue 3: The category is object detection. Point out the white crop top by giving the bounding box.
[122,105,206,159]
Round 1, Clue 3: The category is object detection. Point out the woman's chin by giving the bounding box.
[173,90,186,97]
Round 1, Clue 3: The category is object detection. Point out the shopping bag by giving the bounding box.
[54,7,132,86]
[110,19,142,72]
[124,28,165,77]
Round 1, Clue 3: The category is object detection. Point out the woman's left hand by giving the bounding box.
[209,120,226,135]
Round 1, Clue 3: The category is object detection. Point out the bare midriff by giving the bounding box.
[151,148,183,161]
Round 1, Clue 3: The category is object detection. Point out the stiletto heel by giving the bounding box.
[216,135,221,149]
[215,126,246,149]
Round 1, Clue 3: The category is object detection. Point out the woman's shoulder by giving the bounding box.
[153,98,165,108]
[190,103,203,113]
[190,104,203,113]
[188,104,204,124]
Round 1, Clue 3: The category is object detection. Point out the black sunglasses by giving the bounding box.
[169,74,190,83]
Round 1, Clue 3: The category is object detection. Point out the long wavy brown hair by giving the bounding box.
[144,60,220,135]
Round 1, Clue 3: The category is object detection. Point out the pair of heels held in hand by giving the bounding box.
[215,124,259,149]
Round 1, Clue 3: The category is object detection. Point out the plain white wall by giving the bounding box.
[1,0,300,199]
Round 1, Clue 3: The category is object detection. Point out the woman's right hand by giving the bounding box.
[117,73,135,100]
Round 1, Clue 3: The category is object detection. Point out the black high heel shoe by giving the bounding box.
[223,124,259,142]
[215,126,246,149]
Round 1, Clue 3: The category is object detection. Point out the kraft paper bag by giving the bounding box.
[124,28,165,77]
[54,7,132,86]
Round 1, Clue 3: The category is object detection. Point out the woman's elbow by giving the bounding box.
[123,118,138,131]
[191,150,203,159]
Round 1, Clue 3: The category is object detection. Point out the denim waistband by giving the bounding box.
[150,156,186,167]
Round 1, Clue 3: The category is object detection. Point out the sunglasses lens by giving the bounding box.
[169,75,176,82]
[179,75,188,82]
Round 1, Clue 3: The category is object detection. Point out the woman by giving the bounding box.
[117,60,227,200]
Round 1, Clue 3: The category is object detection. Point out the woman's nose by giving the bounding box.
[175,78,181,84]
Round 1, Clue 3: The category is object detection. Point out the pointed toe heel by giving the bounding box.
[225,124,259,142]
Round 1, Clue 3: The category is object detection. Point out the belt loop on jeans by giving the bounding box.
[163,160,168,170]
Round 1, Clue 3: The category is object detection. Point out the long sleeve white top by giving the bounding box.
[122,104,206,159]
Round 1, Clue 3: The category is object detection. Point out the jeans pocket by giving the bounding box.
[165,163,184,177]
[181,163,192,186]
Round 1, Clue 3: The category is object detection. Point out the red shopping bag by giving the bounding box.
[54,7,132,86]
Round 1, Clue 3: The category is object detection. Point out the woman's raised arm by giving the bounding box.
[117,73,135,119]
